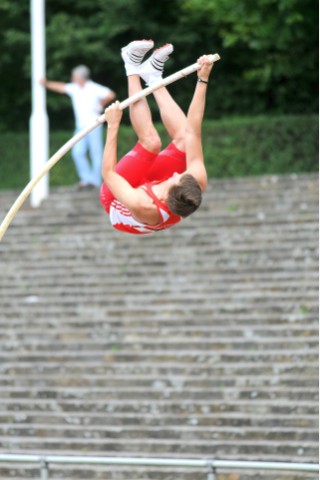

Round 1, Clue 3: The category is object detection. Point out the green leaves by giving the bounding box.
[0,115,317,188]
[0,0,317,130]
[181,0,317,107]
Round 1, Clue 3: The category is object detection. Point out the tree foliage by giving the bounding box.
[183,0,318,111]
[0,0,317,130]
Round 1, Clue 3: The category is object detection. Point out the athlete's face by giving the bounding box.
[167,173,182,186]
[164,173,183,201]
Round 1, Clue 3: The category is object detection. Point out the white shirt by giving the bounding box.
[65,80,112,129]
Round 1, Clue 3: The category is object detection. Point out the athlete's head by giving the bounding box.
[167,173,202,218]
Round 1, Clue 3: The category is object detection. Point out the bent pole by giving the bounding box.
[0,53,220,241]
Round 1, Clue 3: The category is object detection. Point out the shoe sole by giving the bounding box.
[121,40,154,57]
[151,43,174,60]
[139,43,174,75]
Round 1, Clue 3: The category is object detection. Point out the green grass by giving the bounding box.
[0,115,317,189]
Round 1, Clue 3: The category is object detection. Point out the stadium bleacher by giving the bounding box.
[0,174,318,479]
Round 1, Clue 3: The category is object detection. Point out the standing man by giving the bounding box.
[41,65,115,189]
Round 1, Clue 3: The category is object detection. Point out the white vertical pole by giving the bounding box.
[40,459,49,480]
[30,0,49,207]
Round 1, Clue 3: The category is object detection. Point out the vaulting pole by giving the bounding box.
[0,53,220,241]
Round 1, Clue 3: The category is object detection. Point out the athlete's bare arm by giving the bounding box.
[102,103,140,206]
[102,102,154,219]
[185,55,214,192]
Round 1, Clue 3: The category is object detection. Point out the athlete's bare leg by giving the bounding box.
[153,87,187,152]
[127,75,161,154]
[121,40,161,154]
[139,43,187,151]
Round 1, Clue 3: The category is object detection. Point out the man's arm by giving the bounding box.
[39,78,66,94]
[102,102,143,211]
[100,90,116,108]
[185,55,214,192]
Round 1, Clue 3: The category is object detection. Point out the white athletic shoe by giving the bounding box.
[121,39,154,76]
[140,43,174,86]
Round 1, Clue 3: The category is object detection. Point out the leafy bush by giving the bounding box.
[201,115,319,178]
[0,115,317,190]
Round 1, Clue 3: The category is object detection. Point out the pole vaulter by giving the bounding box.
[0,50,220,241]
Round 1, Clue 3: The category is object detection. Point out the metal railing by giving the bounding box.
[0,453,318,480]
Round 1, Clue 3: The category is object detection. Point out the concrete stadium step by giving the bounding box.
[0,388,318,404]
[0,425,317,443]
[0,437,317,459]
[0,322,317,335]
[0,399,317,417]
[0,174,318,480]
[0,412,316,428]
[1,339,318,353]
[0,373,316,389]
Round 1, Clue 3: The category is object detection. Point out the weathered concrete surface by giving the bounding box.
[0,174,318,479]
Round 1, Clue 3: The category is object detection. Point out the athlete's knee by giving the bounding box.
[140,130,162,154]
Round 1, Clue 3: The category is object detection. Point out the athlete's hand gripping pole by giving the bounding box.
[0,53,220,241]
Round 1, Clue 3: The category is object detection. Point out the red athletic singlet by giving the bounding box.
[108,180,181,235]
